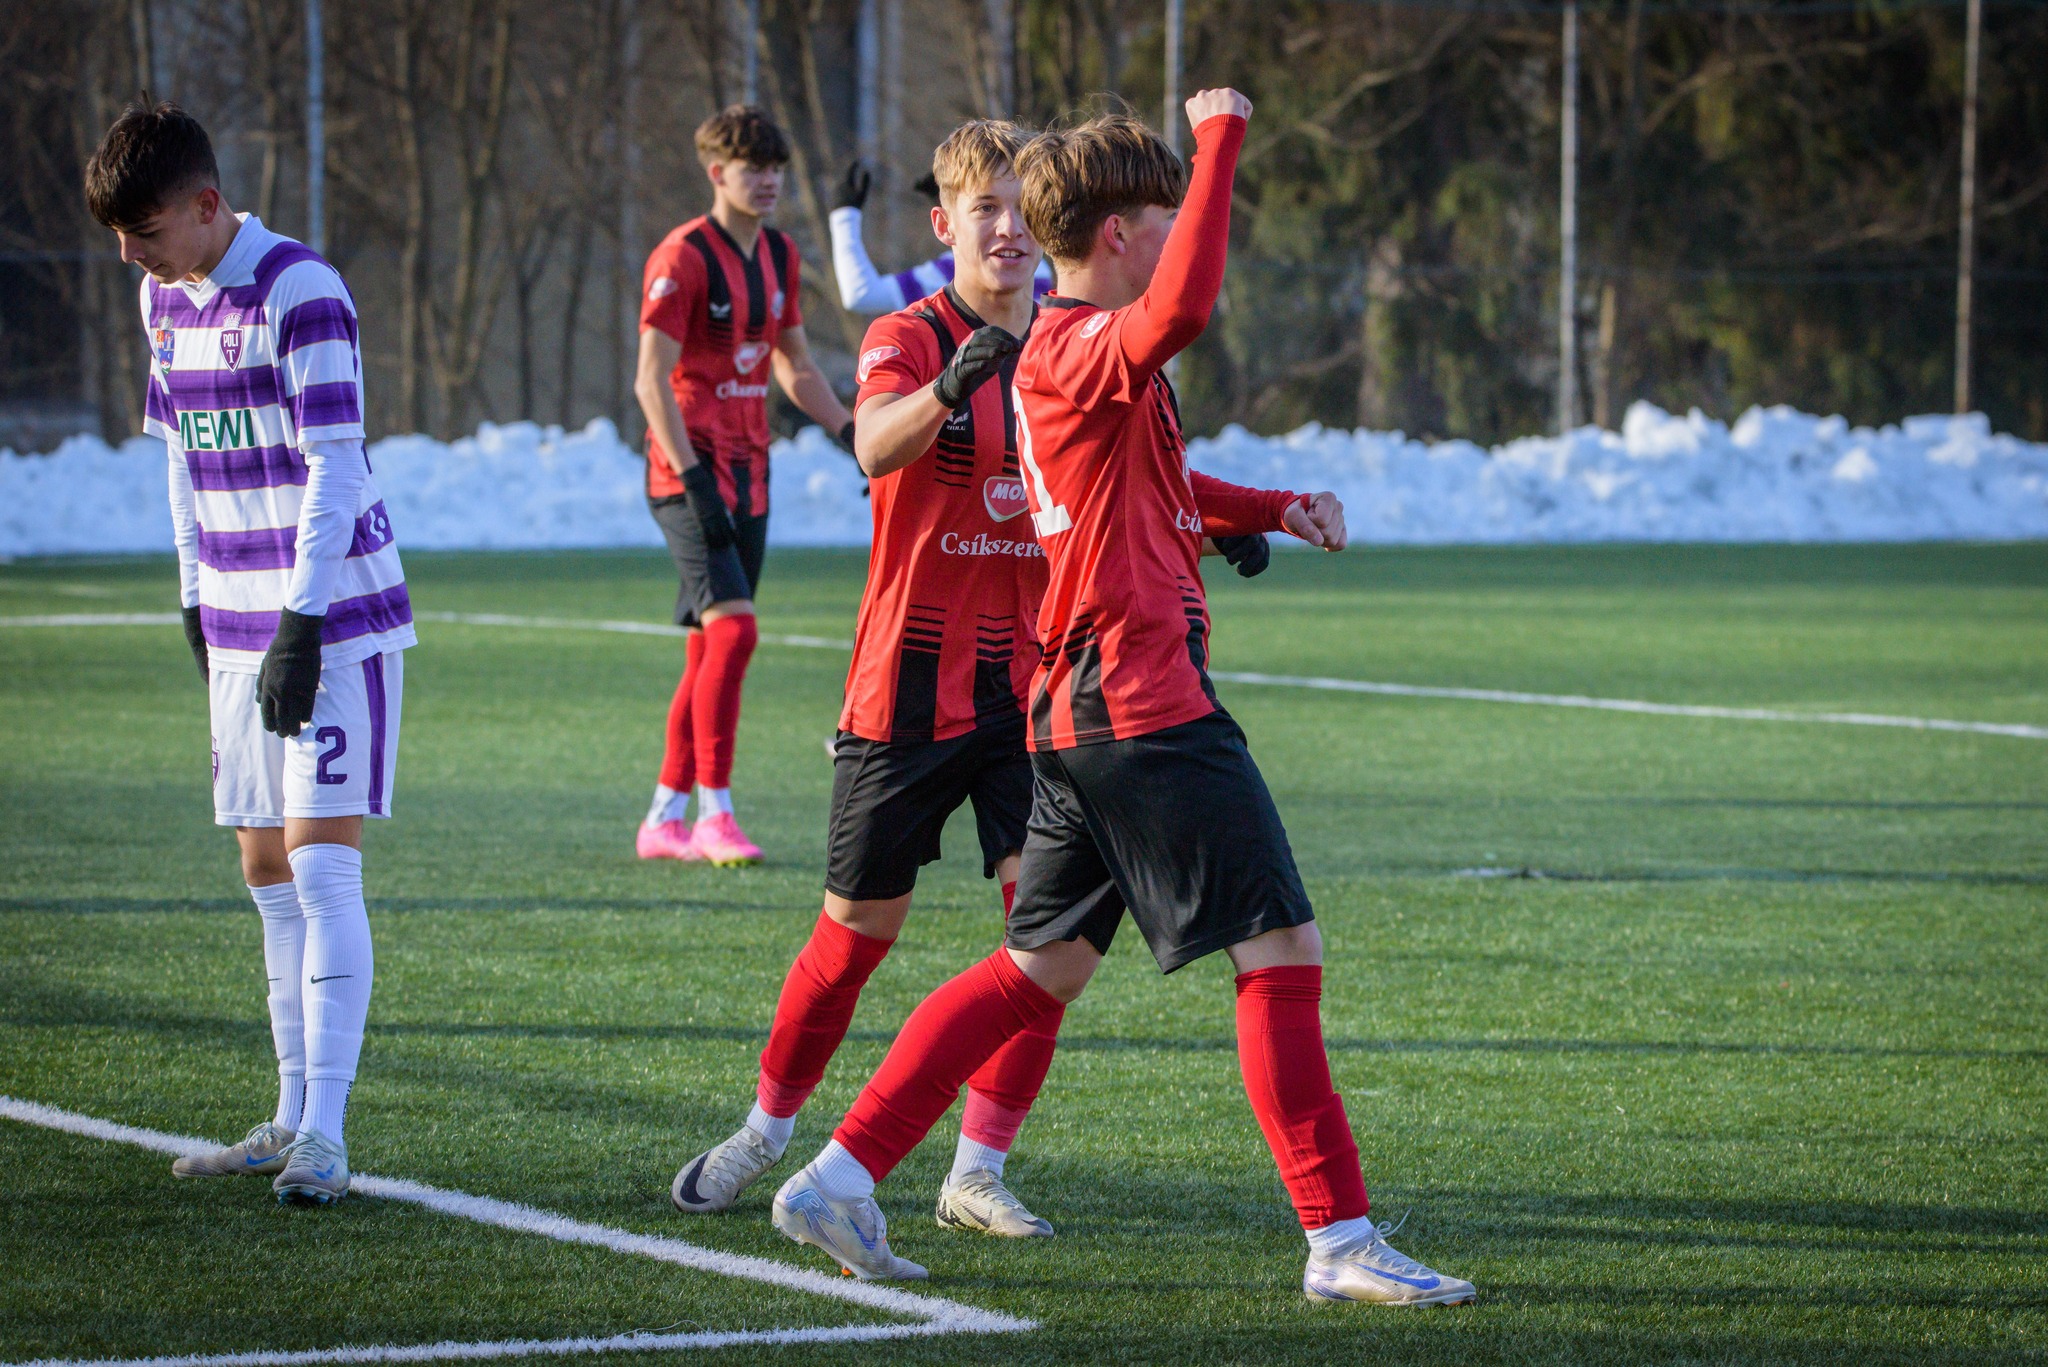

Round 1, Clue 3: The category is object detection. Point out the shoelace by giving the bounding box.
[241,1122,287,1150]
[958,1171,1030,1212]
[702,1133,773,1191]
[284,1131,343,1174]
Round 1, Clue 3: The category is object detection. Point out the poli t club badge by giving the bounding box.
[220,312,243,369]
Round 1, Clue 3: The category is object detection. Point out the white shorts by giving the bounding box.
[210,651,405,827]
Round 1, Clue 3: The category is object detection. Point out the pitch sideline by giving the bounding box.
[6,609,2042,741]
[0,1096,1032,1367]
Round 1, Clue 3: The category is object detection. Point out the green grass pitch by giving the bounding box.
[3,543,2045,1365]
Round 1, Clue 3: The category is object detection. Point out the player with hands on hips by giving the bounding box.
[88,99,414,1208]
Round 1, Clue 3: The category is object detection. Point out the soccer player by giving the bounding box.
[829,161,1053,313]
[768,93,1478,1306]
[635,106,856,866]
[668,120,1063,1238]
[87,101,411,1206]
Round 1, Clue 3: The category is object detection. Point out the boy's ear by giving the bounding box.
[930,202,955,247]
[1100,213,1128,257]
[195,186,223,223]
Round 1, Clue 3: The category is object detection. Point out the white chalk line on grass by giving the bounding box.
[6,609,2042,741]
[0,1096,1031,1367]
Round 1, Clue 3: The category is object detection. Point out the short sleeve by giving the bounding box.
[641,240,702,343]
[854,313,940,407]
[1032,305,1146,410]
[270,260,366,443]
[138,278,177,441]
[777,236,803,329]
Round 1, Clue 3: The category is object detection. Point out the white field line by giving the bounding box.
[6,609,2042,741]
[0,1095,1032,1367]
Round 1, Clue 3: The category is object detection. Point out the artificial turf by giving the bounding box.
[2,543,2044,1365]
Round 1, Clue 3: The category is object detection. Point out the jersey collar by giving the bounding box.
[943,282,1037,339]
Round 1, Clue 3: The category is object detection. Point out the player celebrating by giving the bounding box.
[635,106,856,866]
[87,101,412,1206]
[768,94,1477,1306]
[828,161,1053,313]
[669,120,1064,1238]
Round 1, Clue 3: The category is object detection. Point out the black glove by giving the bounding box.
[679,461,736,551]
[834,162,872,211]
[836,419,857,454]
[258,608,324,737]
[932,325,1022,411]
[1213,533,1272,578]
[180,605,209,682]
[912,171,940,202]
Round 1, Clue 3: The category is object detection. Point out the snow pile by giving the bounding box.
[4,402,2045,557]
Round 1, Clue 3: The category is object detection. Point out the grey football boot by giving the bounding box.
[171,1121,296,1178]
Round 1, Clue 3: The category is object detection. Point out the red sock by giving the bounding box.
[834,948,1062,1181]
[692,614,757,790]
[657,630,708,793]
[757,910,896,1117]
[1235,965,1371,1229]
[962,880,1062,1143]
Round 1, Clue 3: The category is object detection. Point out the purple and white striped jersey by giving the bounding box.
[141,215,414,673]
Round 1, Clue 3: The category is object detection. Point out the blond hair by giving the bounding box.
[932,120,1030,202]
[1016,113,1185,264]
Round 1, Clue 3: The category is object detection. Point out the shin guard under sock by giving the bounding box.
[249,881,307,1131]
[289,843,374,1143]
[834,949,1062,1183]
[1235,965,1371,1229]
[693,614,757,790]
[757,910,895,1118]
[658,631,709,794]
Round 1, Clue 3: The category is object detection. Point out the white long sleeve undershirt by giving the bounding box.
[830,206,912,314]
[286,437,368,616]
[165,432,202,610]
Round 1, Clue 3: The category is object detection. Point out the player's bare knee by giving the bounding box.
[701,599,755,622]
[236,828,293,886]
[1226,921,1323,972]
[1010,940,1099,1003]
[825,892,911,941]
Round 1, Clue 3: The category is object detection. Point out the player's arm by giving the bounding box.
[164,427,209,679]
[1117,91,1251,375]
[854,325,1022,478]
[829,166,913,315]
[633,328,702,475]
[769,325,856,442]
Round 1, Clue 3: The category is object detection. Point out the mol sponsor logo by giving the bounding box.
[179,408,259,452]
[982,475,1028,523]
[856,345,900,384]
[734,340,771,374]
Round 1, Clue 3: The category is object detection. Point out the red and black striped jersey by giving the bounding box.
[839,287,1046,743]
[639,215,803,515]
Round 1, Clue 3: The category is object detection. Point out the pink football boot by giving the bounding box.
[636,819,703,861]
[691,812,763,866]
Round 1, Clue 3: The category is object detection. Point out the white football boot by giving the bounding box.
[172,1121,297,1178]
[272,1129,350,1206]
[670,1126,782,1214]
[934,1169,1054,1237]
[771,1169,928,1281]
[1303,1219,1476,1307]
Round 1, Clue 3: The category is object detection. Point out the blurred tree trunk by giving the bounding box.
[1356,234,1403,430]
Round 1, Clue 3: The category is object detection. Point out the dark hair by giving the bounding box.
[85,98,219,230]
[694,104,790,169]
[1017,112,1184,264]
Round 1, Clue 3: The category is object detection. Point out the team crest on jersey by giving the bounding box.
[219,312,243,370]
[734,340,770,374]
[772,287,786,319]
[153,323,175,366]
[857,345,900,384]
[983,475,1028,523]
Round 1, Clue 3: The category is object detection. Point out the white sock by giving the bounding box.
[745,1102,794,1157]
[696,785,734,819]
[304,1078,352,1140]
[951,1134,1009,1181]
[647,784,688,826]
[249,881,307,1131]
[1305,1214,1378,1260]
[289,843,374,1143]
[810,1138,876,1202]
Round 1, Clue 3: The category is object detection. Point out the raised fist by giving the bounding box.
[1184,88,1252,128]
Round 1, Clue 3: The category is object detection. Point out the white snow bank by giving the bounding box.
[5,402,2044,557]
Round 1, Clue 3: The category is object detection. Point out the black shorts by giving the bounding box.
[1006,711,1315,974]
[824,721,1033,901]
[649,497,769,629]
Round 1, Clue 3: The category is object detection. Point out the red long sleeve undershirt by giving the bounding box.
[1118,113,1247,375]
[1191,471,1302,537]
